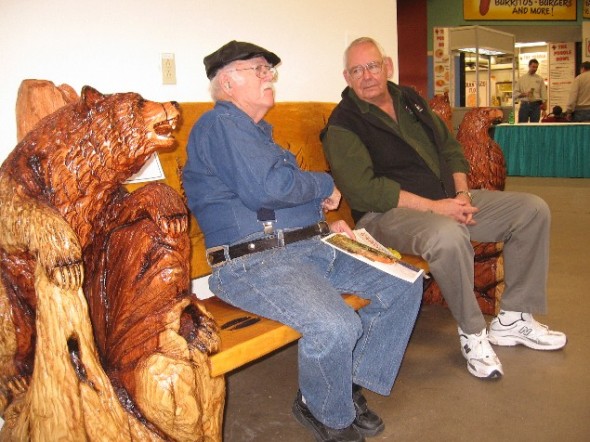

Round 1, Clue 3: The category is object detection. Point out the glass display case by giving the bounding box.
[448,26,516,109]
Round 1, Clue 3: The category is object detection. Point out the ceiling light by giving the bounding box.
[515,41,547,48]
[458,47,506,56]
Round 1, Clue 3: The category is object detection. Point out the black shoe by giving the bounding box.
[352,384,385,437]
[292,391,365,442]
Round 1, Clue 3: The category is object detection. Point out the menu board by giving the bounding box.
[433,27,452,97]
[548,42,576,110]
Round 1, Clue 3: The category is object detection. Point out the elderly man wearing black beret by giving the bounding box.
[182,40,424,442]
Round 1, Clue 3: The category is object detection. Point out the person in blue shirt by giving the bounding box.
[183,40,423,442]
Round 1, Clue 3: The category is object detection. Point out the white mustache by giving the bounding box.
[261,82,275,95]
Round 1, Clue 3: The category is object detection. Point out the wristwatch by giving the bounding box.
[455,190,473,203]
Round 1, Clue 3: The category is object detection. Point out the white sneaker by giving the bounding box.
[488,311,567,350]
[458,327,504,379]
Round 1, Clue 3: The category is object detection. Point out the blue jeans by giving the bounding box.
[209,235,422,429]
[518,101,542,122]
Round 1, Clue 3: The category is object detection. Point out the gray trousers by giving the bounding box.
[357,190,550,333]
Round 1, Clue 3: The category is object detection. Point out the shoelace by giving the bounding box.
[528,318,550,337]
[468,334,495,358]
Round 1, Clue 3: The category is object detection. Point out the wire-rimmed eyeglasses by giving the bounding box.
[347,60,384,80]
[228,64,277,79]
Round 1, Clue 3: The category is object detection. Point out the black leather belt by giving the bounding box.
[206,221,331,266]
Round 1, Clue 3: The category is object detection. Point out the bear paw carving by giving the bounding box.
[50,262,84,290]
[156,214,188,236]
[35,214,84,289]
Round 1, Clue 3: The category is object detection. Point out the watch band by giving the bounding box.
[455,190,473,203]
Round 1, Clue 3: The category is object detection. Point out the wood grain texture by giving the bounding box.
[1,80,223,441]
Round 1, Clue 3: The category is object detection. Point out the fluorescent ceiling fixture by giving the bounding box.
[515,41,547,48]
[458,47,505,55]
[449,26,515,56]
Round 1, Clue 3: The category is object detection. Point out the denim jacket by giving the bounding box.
[183,101,334,248]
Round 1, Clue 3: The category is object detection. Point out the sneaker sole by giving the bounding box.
[467,362,503,379]
[488,334,567,350]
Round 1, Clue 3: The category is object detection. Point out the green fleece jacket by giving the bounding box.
[321,82,469,215]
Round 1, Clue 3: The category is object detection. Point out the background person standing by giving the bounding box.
[565,61,590,122]
[514,59,547,123]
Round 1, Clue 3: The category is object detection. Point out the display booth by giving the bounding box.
[448,26,516,109]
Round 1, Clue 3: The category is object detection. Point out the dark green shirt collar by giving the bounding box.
[345,81,401,115]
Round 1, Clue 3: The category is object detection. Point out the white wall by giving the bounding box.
[0,0,399,162]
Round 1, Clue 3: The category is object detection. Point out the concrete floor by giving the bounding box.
[222,177,590,442]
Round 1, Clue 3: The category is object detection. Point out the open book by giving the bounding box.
[322,228,423,283]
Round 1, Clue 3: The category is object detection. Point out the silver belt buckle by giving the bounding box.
[262,221,274,235]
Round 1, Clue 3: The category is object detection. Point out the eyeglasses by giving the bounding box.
[228,64,277,79]
[347,61,384,80]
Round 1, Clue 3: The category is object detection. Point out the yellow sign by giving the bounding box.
[464,0,577,21]
[584,0,590,18]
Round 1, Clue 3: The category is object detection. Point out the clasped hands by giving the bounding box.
[431,195,478,225]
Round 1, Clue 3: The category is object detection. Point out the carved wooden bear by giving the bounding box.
[457,107,506,191]
[0,82,222,441]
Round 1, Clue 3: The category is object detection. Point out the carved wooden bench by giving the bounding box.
[4,88,429,441]
[3,86,498,440]
[156,100,511,379]
[158,102,430,378]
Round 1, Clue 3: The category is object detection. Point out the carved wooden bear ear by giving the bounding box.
[77,86,105,113]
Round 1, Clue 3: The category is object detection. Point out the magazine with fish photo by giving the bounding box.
[322,228,423,283]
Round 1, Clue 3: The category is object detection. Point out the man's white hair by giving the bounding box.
[209,62,246,101]
[343,37,387,69]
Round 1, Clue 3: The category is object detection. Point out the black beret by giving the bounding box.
[203,40,281,79]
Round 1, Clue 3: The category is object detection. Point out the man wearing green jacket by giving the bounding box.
[321,37,566,380]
